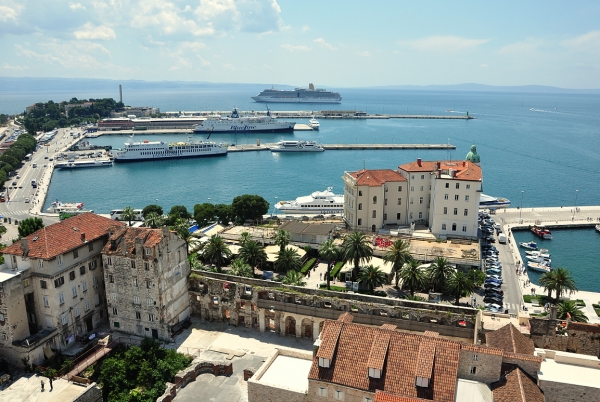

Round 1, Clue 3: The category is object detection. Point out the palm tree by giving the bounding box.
[144,212,163,228]
[203,235,231,273]
[319,239,339,290]
[398,258,425,296]
[229,259,253,278]
[427,257,454,293]
[238,239,267,276]
[557,300,588,323]
[357,265,387,293]
[281,270,306,286]
[121,206,136,226]
[539,270,556,299]
[174,218,193,256]
[342,231,373,280]
[446,271,475,305]
[274,247,302,272]
[273,229,291,253]
[383,239,411,288]
[550,267,578,303]
[239,231,251,246]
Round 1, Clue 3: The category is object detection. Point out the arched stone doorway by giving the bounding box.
[285,316,296,336]
[301,318,313,339]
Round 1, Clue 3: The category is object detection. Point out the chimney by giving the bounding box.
[462,161,466,167]
[81,233,86,243]
[417,158,422,167]
[21,238,29,256]
[121,237,127,256]
[119,85,123,103]
[135,237,143,256]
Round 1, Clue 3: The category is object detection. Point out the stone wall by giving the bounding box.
[539,380,600,402]
[248,381,307,402]
[156,359,233,402]
[529,318,600,357]
[500,353,542,379]
[457,349,502,384]
[69,383,103,402]
[306,381,375,402]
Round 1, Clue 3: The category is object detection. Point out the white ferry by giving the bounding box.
[194,108,295,133]
[251,83,342,104]
[47,201,92,214]
[55,159,113,169]
[270,140,324,152]
[275,187,344,214]
[112,135,227,162]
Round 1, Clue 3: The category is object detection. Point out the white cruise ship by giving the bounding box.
[270,140,324,152]
[112,135,227,162]
[275,187,344,214]
[252,83,342,104]
[194,108,295,133]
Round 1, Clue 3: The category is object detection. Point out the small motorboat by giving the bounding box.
[527,261,551,273]
[526,255,551,264]
[525,250,550,259]
[531,225,552,240]
[596,224,600,233]
[519,241,538,250]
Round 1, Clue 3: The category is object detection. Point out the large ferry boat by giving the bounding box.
[194,108,295,133]
[275,187,344,214]
[251,83,342,104]
[270,140,324,152]
[112,135,227,162]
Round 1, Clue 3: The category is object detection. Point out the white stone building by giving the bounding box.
[101,226,190,340]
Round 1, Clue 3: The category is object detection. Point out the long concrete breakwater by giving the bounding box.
[228,143,456,152]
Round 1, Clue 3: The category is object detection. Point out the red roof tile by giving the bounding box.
[414,339,436,379]
[398,160,482,182]
[375,390,432,402]
[381,324,397,331]
[461,343,504,356]
[316,321,343,360]
[367,332,390,371]
[338,312,355,323]
[349,169,407,187]
[423,331,439,338]
[492,367,545,402]
[102,226,166,255]
[2,213,123,259]
[486,323,535,355]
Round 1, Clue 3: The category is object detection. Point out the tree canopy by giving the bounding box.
[231,194,269,223]
[18,217,45,238]
[142,204,163,218]
[193,203,215,226]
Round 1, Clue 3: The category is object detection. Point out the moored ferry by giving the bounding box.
[275,187,344,214]
[112,135,227,162]
[55,159,113,169]
[270,140,324,152]
[194,108,295,133]
[252,83,342,103]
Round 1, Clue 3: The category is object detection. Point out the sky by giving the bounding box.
[1,0,600,88]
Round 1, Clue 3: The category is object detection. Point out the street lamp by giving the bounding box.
[519,191,524,223]
[573,190,578,218]
[273,197,278,216]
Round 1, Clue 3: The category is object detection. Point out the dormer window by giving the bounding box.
[368,368,381,378]
[318,357,330,368]
[416,376,429,387]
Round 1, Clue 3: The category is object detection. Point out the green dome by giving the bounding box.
[465,145,480,163]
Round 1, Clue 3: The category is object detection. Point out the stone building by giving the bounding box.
[0,213,122,365]
[101,226,190,340]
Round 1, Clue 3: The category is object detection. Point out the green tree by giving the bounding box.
[468,268,486,287]
[539,270,556,299]
[273,229,290,254]
[446,270,475,305]
[319,239,339,290]
[238,239,267,276]
[229,259,253,278]
[142,204,163,218]
[274,247,302,272]
[549,267,578,303]
[398,258,425,296]
[121,206,136,226]
[342,231,373,280]
[427,257,454,293]
[357,265,388,293]
[167,205,191,225]
[193,203,215,226]
[144,212,163,228]
[214,204,232,225]
[173,219,192,256]
[281,270,306,286]
[383,239,411,288]
[239,231,251,246]
[202,235,231,272]
[557,300,588,323]
[231,194,269,223]
[18,217,45,237]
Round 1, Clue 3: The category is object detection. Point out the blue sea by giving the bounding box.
[2,85,600,291]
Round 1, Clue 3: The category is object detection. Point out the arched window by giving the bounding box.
[372,210,377,218]
[372,196,377,204]
[358,203,362,210]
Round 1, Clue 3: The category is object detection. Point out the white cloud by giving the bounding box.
[398,36,489,52]
[498,39,542,55]
[281,43,310,52]
[313,38,336,50]
[16,40,110,69]
[355,50,371,57]
[0,63,29,71]
[69,2,85,11]
[74,23,116,40]
[301,25,309,32]
[480,64,489,68]
[561,30,600,51]
[0,5,19,21]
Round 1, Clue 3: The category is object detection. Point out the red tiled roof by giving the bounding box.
[338,312,355,323]
[316,321,343,360]
[492,367,545,402]
[423,331,439,338]
[461,343,504,356]
[349,169,407,187]
[414,339,436,380]
[398,160,482,181]
[567,322,600,333]
[102,226,166,255]
[381,324,397,331]
[367,332,391,371]
[2,213,123,259]
[486,323,535,355]
[501,352,543,363]
[375,390,432,402]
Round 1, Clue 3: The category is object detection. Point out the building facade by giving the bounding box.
[101,226,190,340]
[0,213,122,365]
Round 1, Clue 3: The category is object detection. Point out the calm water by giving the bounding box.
[2,86,600,290]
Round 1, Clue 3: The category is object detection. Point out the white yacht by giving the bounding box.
[308,117,320,130]
[479,194,511,209]
[55,159,113,169]
[275,187,343,214]
[194,107,295,133]
[112,135,227,162]
[270,140,324,152]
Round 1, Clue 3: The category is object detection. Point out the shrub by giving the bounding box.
[329,261,345,279]
[300,258,317,275]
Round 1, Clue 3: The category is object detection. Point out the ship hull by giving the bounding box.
[194,125,295,133]
[251,96,341,104]
[114,152,227,163]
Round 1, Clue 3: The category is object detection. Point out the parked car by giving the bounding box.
[484,282,502,289]
[485,287,503,295]
[485,291,504,299]
[486,269,502,276]
[484,296,503,304]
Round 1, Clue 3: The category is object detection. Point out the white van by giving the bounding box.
[110,209,144,221]
[498,233,507,244]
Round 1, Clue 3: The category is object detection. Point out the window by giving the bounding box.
[134,295,140,304]
[442,223,447,230]
[368,367,381,378]
[364,398,373,402]
[147,298,153,306]
[92,276,98,287]
[397,198,401,205]
[444,194,448,200]
[456,183,460,189]
[43,295,49,307]
[358,190,362,196]
[372,210,376,218]
[409,212,413,219]
[445,183,449,188]
[144,262,150,271]
[114,321,120,328]
[40,280,47,289]
[384,198,387,205]
[318,387,328,397]
[146,280,151,289]
[144,247,151,256]
[464,209,468,216]
[334,390,344,400]
[410,197,413,204]
[131,260,136,269]
[411,175,414,179]
[107,256,112,265]
[453,208,458,215]
[463,225,467,232]
[38,260,44,270]
[109,274,114,283]
[22,278,30,287]
[357,218,362,226]
[421,174,425,179]
[89,260,97,270]
[383,213,387,220]
[466,184,471,189]
[420,186,423,191]
[80,265,85,275]
[418,212,423,219]
[473,354,478,361]
[410,186,414,191]
[72,286,78,298]
[136,311,141,320]
[358,203,362,210]
[110,293,117,302]
[452,223,457,231]
[132,278,138,287]
[454,194,459,201]
[94,293,100,306]
[465,195,470,201]
[82,280,87,292]
[73,249,78,259]
[470,366,477,374]
[443,207,448,214]
[396,212,401,219]
[372,196,377,204]
[112,307,118,316]
[398,185,402,191]
[148,314,154,322]
[74,306,80,317]
[54,277,65,288]
[69,271,76,281]
[88,242,94,252]
[62,314,68,325]
[419,196,423,204]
